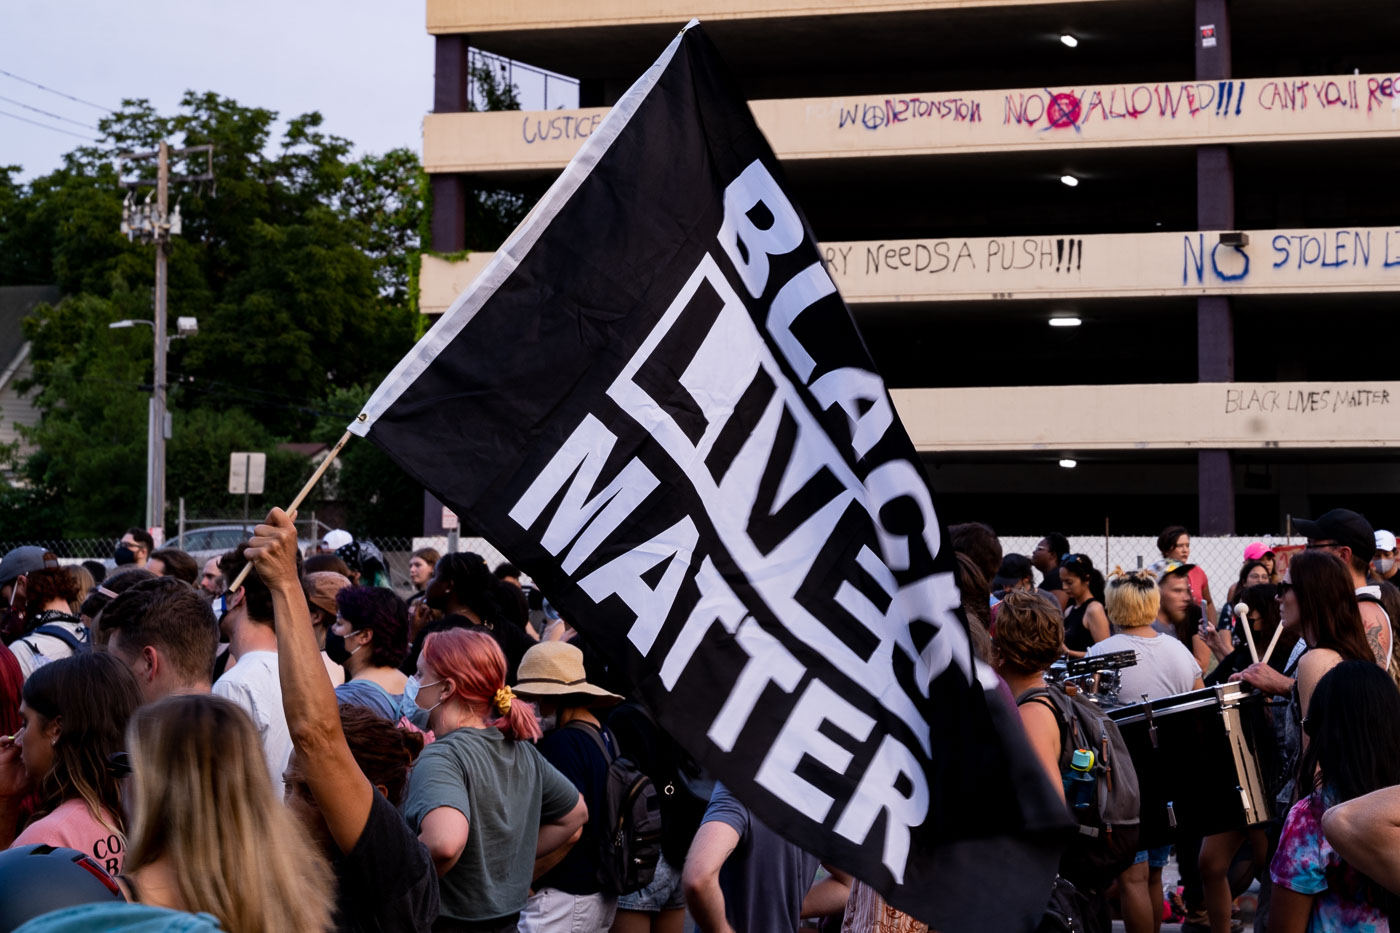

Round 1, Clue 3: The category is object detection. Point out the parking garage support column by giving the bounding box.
[1196,0,1236,535]
[425,36,471,534]
[430,35,470,254]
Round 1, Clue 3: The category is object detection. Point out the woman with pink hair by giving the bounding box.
[404,628,587,932]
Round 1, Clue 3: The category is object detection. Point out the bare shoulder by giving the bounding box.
[1299,647,1342,677]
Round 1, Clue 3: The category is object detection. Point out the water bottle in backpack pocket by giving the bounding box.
[1017,683,1141,891]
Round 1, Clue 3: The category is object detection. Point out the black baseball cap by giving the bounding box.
[1294,509,1375,559]
[993,553,1034,589]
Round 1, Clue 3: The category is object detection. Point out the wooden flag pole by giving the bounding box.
[227,430,354,592]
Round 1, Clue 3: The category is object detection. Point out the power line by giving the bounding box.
[0,93,98,130]
[0,107,98,141]
[0,68,113,113]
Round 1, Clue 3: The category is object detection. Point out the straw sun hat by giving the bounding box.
[512,641,623,707]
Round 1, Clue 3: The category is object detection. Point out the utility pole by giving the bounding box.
[119,142,213,536]
[150,141,169,537]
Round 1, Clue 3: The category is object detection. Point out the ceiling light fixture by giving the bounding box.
[1059,174,1080,187]
[1049,316,1082,327]
[1059,458,1078,468]
[1060,34,1079,48]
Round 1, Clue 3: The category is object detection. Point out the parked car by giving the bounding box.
[165,525,258,564]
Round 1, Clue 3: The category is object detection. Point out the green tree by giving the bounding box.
[2,91,429,536]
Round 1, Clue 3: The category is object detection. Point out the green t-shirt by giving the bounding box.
[403,726,578,922]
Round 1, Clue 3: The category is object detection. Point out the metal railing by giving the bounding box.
[468,48,579,111]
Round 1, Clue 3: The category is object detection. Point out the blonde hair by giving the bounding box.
[1105,570,1161,629]
[125,695,334,933]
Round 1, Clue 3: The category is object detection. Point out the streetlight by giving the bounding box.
[108,314,198,536]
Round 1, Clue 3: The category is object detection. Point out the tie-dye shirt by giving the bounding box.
[1270,790,1389,933]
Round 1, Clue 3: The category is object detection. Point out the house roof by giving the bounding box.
[0,285,60,369]
[278,441,331,459]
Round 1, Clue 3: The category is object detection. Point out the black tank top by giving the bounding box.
[1063,599,1101,652]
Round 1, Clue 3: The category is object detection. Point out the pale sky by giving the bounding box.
[0,1,453,179]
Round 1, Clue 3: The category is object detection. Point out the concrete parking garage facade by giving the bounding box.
[415,0,1400,537]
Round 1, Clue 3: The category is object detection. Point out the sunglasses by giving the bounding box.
[1062,553,1090,566]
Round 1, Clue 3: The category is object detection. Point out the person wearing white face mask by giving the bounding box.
[1373,530,1398,583]
[404,627,588,932]
[331,585,429,729]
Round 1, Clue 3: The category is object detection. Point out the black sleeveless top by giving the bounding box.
[1063,599,1101,652]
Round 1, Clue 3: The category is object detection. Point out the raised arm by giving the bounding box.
[247,507,373,855]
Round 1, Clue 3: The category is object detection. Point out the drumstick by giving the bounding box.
[1235,603,1259,664]
[1259,621,1286,670]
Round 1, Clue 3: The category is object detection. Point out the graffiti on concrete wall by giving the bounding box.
[825,74,1400,136]
[1224,386,1392,415]
[822,237,1085,278]
[1183,230,1400,285]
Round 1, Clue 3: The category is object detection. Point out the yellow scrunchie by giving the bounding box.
[494,686,515,715]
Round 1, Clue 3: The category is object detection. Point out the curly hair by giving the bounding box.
[338,704,425,806]
[435,552,526,630]
[335,586,410,670]
[992,591,1065,676]
[25,567,82,617]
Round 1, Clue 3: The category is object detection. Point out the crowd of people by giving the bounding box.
[992,509,1400,933]
[0,507,1395,932]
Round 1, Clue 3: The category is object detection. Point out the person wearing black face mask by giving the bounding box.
[332,586,428,728]
[115,528,154,570]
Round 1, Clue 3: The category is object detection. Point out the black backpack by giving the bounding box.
[1018,684,1140,890]
[564,721,663,895]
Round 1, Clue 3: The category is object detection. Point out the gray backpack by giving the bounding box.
[563,721,663,895]
[1018,684,1141,887]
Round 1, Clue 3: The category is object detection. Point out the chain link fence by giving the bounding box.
[0,534,427,599]
[999,533,1304,602]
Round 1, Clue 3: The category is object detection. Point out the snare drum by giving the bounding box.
[1108,683,1275,848]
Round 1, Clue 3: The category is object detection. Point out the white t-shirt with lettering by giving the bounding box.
[1088,631,1202,704]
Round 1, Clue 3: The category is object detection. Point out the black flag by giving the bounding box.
[353,22,1069,931]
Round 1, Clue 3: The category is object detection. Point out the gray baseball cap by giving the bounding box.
[0,547,58,590]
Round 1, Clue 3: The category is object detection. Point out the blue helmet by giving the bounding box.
[0,845,122,931]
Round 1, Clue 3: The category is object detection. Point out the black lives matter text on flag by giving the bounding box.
[351,22,1070,932]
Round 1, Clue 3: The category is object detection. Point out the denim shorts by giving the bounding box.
[1133,845,1173,869]
[616,854,685,912]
